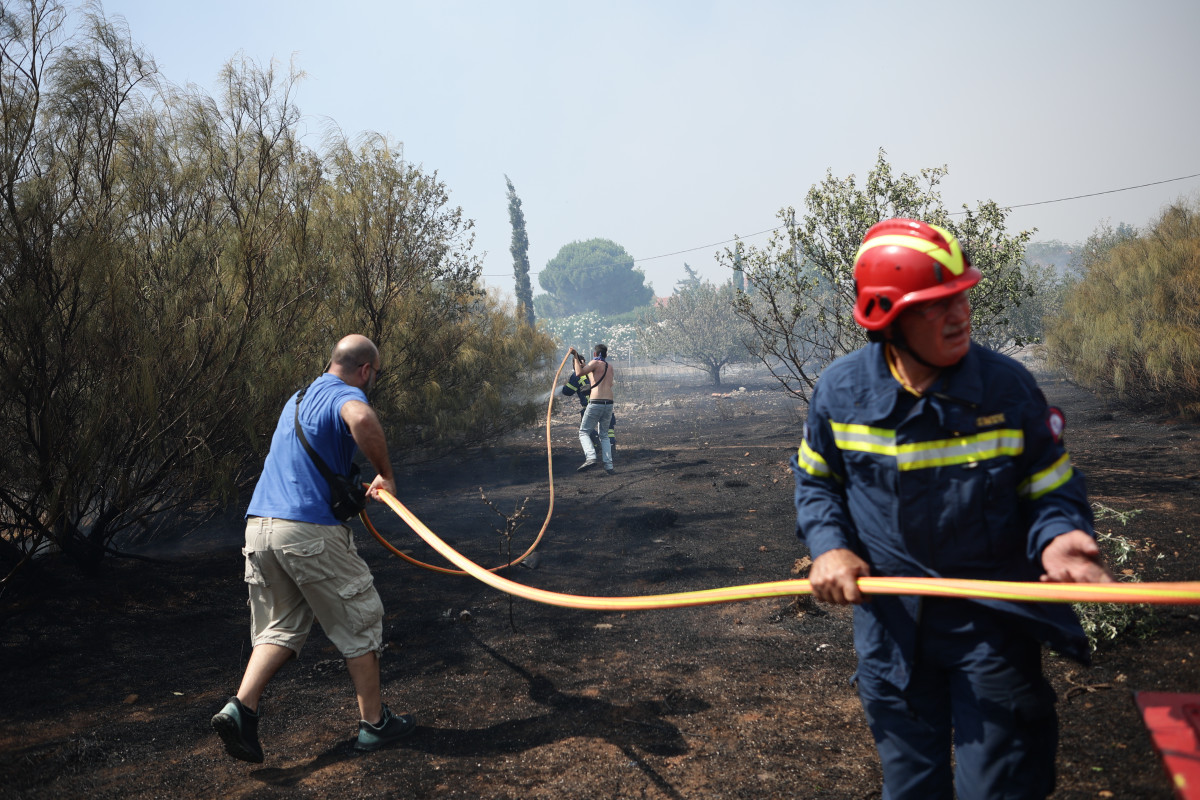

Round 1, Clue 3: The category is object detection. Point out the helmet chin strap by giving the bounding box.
[887,327,941,370]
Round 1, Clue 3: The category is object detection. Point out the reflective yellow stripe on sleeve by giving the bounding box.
[829,422,897,455]
[797,440,841,482]
[1019,453,1074,500]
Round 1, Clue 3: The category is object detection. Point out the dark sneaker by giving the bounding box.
[577,459,598,472]
[211,696,263,763]
[354,704,415,752]
[604,468,615,476]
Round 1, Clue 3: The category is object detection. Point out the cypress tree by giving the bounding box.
[505,175,535,327]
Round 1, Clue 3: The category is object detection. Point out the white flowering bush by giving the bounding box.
[540,314,643,359]
[605,323,642,359]
[540,312,606,351]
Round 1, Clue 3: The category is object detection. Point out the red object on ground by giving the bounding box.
[1136,692,1200,798]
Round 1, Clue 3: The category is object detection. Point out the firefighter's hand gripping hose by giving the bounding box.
[360,349,1200,609]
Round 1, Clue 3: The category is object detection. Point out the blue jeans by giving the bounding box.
[579,402,613,468]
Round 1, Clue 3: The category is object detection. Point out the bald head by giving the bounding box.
[328,334,380,387]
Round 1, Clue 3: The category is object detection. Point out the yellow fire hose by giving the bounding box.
[370,486,1200,608]
[362,350,1200,609]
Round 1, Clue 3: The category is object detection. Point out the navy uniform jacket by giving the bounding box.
[792,341,1093,687]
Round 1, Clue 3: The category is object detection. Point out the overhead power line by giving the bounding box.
[632,227,780,263]
[959,171,1200,212]
[631,170,1200,263]
[480,170,1200,276]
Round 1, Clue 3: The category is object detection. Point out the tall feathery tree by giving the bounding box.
[1046,205,1200,415]
[0,3,558,585]
[505,175,534,327]
[0,7,326,577]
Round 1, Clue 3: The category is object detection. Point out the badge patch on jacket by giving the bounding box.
[1046,407,1065,442]
[975,413,1006,428]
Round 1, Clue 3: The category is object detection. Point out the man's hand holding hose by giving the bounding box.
[342,399,397,502]
[809,548,872,605]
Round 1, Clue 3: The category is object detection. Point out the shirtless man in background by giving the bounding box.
[569,343,615,475]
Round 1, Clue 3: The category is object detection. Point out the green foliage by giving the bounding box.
[320,133,501,454]
[0,2,554,582]
[724,149,1036,403]
[537,238,654,317]
[1025,240,1077,277]
[1045,202,1200,417]
[637,280,755,385]
[505,175,535,327]
[676,263,702,292]
[1066,221,1140,278]
[603,305,655,328]
[1015,224,1135,348]
[0,5,307,576]
[531,292,556,320]
[1073,503,1151,652]
[954,203,1037,352]
[392,290,557,454]
[732,243,746,293]
[1004,261,1075,344]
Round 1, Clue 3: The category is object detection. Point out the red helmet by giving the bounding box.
[852,218,981,331]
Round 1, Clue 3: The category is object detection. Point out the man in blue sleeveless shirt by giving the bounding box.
[211,334,413,762]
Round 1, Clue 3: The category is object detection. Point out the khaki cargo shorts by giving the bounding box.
[243,517,384,659]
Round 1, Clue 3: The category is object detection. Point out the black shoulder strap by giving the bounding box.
[294,385,342,485]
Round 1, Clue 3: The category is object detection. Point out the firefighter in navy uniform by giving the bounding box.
[792,219,1113,800]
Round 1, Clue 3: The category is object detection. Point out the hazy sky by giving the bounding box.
[100,0,1200,299]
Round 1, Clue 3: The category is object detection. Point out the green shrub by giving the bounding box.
[1072,503,1153,652]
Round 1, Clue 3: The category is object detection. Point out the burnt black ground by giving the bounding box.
[2,359,1199,799]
